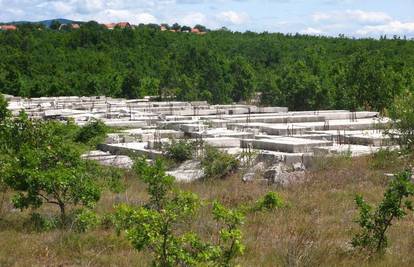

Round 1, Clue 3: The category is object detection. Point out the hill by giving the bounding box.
[0,23,413,111]
[1,18,78,27]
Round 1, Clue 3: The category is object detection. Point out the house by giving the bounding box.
[104,23,116,30]
[116,22,131,29]
[0,25,17,31]
[191,28,206,35]
[191,28,200,34]
[71,23,80,29]
[104,22,131,30]
[160,25,167,31]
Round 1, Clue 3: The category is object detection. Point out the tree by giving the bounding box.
[0,94,10,122]
[194,24,208,32]
[181,25,191,32]
[50,20,62,31]
[171,23,181,32]
[121,71,142,99]
[352,171,414,254]
[0,112,101,223]
[280,60,323,110]
[230,56,256,103]
[388,90,414,150]
[259,73,284,106]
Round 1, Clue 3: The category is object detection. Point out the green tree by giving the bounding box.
[230,56,256,103]
[50,20,62,31]
[121,71,142,99]
[388,90,414,150]
[0,112,101,223]
[352,171,414,254]
[0,94,10,122]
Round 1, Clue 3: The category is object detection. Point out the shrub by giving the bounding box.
[115,158,245,266]
[212,201,245,267]
[75,119,108,146]
[163,139,195,162]
[254,192,285,212]
[72,209,100,233]
[352,171,414,255]
[26,213,58,232]
[201,146,239,179]
[370,148,402,170]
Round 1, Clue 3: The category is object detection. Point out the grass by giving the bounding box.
[1,152,414,266]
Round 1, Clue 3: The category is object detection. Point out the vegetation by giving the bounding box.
[115,158,244,266]
[352,171,414,255]
[389,91,414,149]
[75,119,108,146]
[201,146,239,179]
[0,104,111,223]
[163,139,196,163]
[1,24,414,111]
[254,191,285,212]
[0,149,414,265]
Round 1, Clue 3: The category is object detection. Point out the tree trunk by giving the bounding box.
[58,202,66,225]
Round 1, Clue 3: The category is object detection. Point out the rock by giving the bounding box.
[293,162,305,172]
[242,162,266,182]
[263,163,306,186]
[166,160,204,183]
[242,172,256,182]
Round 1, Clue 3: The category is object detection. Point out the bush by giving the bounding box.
[26,213,58,232]
[163,139,195,162]
[254,192,285,212]
[72,209,100,233]
[75,119,108,146]
[201,146,239,179]
[352,171,414,255]
[115,158,245,266]
[370,148,402,170]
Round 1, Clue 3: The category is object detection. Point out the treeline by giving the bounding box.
[1,21,414,111]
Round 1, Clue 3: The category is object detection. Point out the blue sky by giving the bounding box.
[1,0,414,37]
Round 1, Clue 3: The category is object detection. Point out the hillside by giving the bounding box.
[1,18,77,27]
[0,23,414,111]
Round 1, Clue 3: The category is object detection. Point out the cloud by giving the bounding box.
[177,12,208,26]
[301,27,323,34]
[217,11,249,25]
[313,9,392,25]
[356,20,414,35]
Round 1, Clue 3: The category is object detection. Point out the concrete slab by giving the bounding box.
[241,137,333,153]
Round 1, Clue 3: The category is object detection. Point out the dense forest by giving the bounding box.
[1,21,414,111]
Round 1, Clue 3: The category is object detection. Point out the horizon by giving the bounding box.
[1,1,413,38]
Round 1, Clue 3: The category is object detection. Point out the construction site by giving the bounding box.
[4,94,398,184]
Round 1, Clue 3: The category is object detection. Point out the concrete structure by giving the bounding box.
[5,94,398,182]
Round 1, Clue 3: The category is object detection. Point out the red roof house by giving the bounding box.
[0,25,17,31]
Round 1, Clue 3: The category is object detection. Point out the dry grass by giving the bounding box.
[1,152,414,266]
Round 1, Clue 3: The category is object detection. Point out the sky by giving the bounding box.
[1,0,414,38]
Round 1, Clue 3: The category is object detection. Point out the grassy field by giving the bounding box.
[1,151,414,267]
